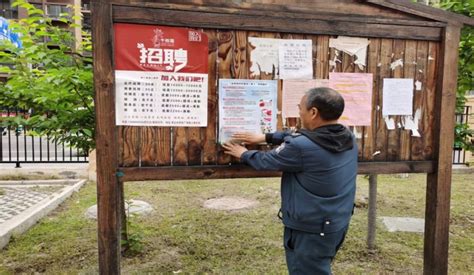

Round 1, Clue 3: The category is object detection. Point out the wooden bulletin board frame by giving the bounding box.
[92,0,471,274]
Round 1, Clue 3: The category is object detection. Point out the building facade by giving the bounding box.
[1,0,90,47]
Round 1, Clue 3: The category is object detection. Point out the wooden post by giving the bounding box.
[424,24,461,275]
[91,0,121,274]
[367,174,377,250]
[119,177,128,255]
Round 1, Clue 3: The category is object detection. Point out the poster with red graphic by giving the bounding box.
[218,79,278,143]
[114,23,209,126]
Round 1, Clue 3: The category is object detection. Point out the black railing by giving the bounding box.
[452,105,471,165]
[1,108,88,167]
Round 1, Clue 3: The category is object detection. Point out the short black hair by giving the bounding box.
[305,87,345,121]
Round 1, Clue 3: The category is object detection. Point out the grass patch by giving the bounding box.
[0,174,472,273]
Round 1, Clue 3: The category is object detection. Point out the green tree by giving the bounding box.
[0,0,94,152]
[439,0,474,152]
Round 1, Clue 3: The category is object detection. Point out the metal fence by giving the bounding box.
[452,105,471,165]
[1,108,88,167]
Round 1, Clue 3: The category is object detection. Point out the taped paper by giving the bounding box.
[384,116,395,130]
[415,80,422,91]
[352,127,362,139]
[402,109,422,137]
[329,36,369,68]
[390,59,404,70]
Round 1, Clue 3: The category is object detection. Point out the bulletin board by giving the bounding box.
[92,0,471,274]
[115,26,439,181]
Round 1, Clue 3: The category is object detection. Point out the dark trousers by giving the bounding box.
[283,226,348,275]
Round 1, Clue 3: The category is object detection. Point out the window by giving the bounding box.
[0,0,18,19]
[46,4,70,19]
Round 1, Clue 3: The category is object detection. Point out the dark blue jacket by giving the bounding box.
[241,128,357,234]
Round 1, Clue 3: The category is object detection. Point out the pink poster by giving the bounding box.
[282,79,330,118]
[329,73,373,126]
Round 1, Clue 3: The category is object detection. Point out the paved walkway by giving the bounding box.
[0,179,87,249]
[0,186,52,224]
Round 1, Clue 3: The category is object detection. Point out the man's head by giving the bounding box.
[298,87,345,130]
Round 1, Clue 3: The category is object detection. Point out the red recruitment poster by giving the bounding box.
[114,23,209,126]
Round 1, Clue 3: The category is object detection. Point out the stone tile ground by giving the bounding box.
[0,187,53,224]
[0,180,86,249]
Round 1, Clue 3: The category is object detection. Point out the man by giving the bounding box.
[222,87,357,275]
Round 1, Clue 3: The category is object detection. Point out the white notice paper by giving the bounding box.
[279,39,313,79]
[115,71,208,126]
[248,37,280,77]
[382,78,414,116]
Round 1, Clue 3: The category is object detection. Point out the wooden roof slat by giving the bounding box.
[365,0,474,27]
[113,5,443,41]
[112,0,474,26]
[112,2,447,27]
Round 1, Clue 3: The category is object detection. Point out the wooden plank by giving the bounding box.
[120,161,435,181]
[140,127,157,166]
[315,35,330,79]
[424,25,461,275]
[411,41,428,161]
[277,80,284,131]
[373,38,392,161]
[386,39,405,161]
[117,126,124,166]
[365,0,474,27]
[233,30,248,79]
[122,126,140,166]
[216,30,234,164]
[91,0,121,273]
[173,127,188,165]
[112,6,443,41]
[110,0,449,24]
[423,42,438,160]
[363,38,381,161]
[156,127,172,165]
[187,127,202,165]
[400,40,417,161]
[187,27,207,166]
[202,29,218,165]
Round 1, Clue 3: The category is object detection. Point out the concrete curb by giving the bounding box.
[0,179,87,250]
[0,179,80,185]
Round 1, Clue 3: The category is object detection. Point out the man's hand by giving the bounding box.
[222,142,248,158]
[231,132,266,145]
